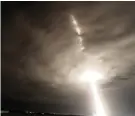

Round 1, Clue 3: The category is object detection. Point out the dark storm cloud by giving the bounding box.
[2,2,92,114]
[2,2,135,115]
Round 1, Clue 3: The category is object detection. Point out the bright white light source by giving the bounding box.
[79,69,107,116]
[80,70,103,83]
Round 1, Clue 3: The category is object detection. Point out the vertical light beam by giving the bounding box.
[91,83,106,116]
[79,70,107,116]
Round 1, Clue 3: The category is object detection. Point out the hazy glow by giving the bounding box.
[79,70,103,83]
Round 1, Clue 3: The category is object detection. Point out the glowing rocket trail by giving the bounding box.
[70,14,107,116]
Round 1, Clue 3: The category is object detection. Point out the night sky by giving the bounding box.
[2,2,135,116]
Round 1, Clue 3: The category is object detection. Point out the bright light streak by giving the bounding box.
[91,83,106,116]
[70,15,85,52]
[70,15,82,35]
[71,16,78,26]
[79,70,107,116]
[77,36,85,51]
[75,27,81,35]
